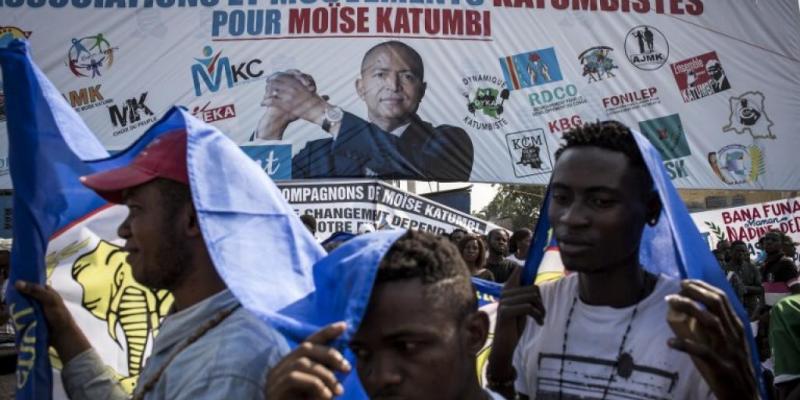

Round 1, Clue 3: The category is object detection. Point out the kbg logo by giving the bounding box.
[505,128,554,178]
[67,34,118,78]
[108,93,157,136]
[624,25,669,71]
[638,114,691,180]
[191,45,263,96]
[192,101,237,123]
[708,144,765,185]
[460,74,510,131]
[62,85,113,112]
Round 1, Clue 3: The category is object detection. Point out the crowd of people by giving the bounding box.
[711,231,800,400]
[3,118,798,400]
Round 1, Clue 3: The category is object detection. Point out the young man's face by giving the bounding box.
[118,181,188,290]
[488,230,509,255]
[548,146,653,273]
[349,278,480,400]
[356,45,426,128]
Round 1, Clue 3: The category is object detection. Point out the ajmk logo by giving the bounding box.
[108,93,154,128]
[191,45,263,96]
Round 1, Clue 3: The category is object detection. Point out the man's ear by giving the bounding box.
[355,77,366,101]
[645,190,663,226]
[182,203,202,238]
[464,310,490,355]
[419,81,427,102]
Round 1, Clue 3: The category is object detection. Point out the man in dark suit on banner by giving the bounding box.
[256,41,474,181]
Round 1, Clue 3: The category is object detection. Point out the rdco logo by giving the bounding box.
[528,84,578,106]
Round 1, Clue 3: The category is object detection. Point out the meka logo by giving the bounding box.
[191,101,236,123]
[191,45,263,96]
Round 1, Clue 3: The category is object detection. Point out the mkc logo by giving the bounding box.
[62,85,112,111]
[191,45,263,96]
[108,93,157,136]
[505,128,553,178]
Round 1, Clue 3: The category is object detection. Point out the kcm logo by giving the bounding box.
[191,45,263,96]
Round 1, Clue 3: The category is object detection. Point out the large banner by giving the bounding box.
[2,1,800,188]
[278,179,500,239]
[691,196,800,260]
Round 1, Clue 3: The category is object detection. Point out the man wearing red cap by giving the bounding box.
[16,130,290,399]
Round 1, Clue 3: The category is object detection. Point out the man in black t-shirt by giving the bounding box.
[485,229,517,283]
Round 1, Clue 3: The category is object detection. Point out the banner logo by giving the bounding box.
[528,84,587,117]
[723,91,775,139]
[578,46,618,83]
[708,144,765,185]
[0,26,32,47]
[638,114,691,180]
[62,84,113,112]
[191,101,237,123]
[602,87,660,115]
[108,92,157,136]
[460,74,509,131]
[505,129,554,177]
[671,51,730,103]
[190,45,263,96]
[499,47,563,91]
[624,25,668,70]
[67,34,118,78]
[241,145,292,180]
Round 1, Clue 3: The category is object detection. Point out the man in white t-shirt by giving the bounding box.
[487,121,758,400]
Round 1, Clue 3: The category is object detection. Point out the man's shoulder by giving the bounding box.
[197,307,290,368]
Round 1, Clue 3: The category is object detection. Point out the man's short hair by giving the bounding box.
[555,121,654,193]
[508,228,532,254]
[361,41,424,80]
[448,228,467,240]
[377,230,476,320]
[488,228,507,241]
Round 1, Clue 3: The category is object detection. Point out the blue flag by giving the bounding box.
[0,40,197,398]
[520,127,765,397]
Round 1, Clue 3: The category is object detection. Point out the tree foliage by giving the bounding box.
[477,184,546,230]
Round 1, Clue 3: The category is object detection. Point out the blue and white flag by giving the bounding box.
[0,40,194,398]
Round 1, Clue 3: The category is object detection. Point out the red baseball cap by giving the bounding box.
[81,130,189,204]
